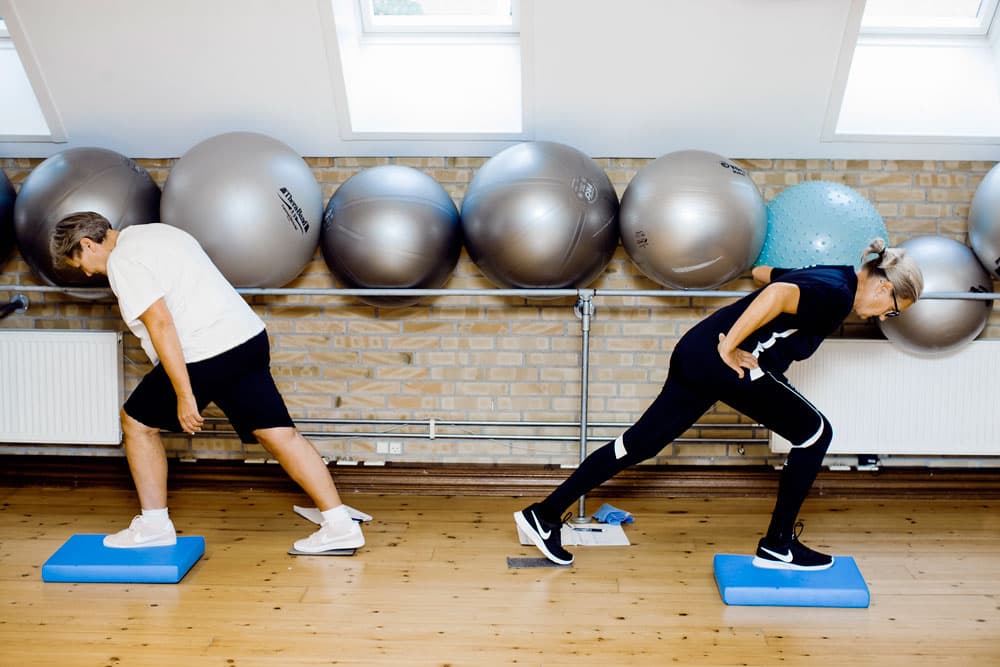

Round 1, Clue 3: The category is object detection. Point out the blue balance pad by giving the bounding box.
[713,554,870,608]
[42,534,205,584]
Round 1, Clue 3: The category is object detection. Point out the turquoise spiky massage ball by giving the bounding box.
[756,181,887,269]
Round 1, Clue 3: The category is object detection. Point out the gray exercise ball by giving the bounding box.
[619,150,766,289]
[460,141,619,290]
[879,235,993,355]
[0,169,15,269]
[968,161,1000,278]
[322,165,461,308]
[13,147,160,297]
[161,132,322,288]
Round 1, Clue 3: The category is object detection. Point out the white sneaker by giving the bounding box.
[293,521,365,553]
[103,515,177,548]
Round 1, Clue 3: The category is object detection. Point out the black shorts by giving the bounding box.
[123,330,294,443]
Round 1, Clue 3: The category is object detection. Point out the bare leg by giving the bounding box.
[254,427,341,511]
[120,408,168,509]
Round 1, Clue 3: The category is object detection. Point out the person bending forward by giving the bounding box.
[52,213,362,554]
[515,239,923,569]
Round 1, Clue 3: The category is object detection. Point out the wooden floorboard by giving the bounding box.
[3,454,1000,498]
[1,483,998,666]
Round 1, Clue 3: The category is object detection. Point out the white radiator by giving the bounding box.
[771,339,1000,456]
[0,330,123,445]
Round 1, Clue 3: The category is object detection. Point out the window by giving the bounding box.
[826,0,1000,141]
[0,12,63,141]
[861,0,999,35]
[360,0,517,33]
[0,15,51,139]
[323,0,523,136]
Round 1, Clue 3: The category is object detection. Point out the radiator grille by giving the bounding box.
[771,339,1000,456]
[0,330,123,445]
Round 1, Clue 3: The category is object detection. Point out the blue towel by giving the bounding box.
[592,503,634,525]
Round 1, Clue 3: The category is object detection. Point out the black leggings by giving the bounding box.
[536,350,833,540]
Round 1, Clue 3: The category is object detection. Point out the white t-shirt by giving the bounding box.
[107,224,265,365]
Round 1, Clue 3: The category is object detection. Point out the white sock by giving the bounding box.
[141,507,171,526]
[320,504,354,531]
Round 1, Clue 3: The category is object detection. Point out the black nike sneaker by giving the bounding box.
[514,503,574,565]
[752,522,834,571]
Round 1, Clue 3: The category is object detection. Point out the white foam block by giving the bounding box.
[517,523,630,547]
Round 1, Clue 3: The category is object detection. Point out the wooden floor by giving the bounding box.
[1,484,998,666]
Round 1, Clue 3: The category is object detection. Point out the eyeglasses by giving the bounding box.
[885,287,900,318]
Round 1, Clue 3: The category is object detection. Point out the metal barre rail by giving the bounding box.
[3,284,999,299]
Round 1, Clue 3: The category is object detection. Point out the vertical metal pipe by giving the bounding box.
[573,291,595,523]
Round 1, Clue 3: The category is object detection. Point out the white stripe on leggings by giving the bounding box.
[764,370,825,449]
[614,434,627,459]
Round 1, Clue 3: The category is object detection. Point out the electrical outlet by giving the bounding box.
[388,441,403,454]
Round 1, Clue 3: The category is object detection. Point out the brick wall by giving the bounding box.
[1,156,996,466]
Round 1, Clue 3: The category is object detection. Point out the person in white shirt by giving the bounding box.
[51,212,362,554]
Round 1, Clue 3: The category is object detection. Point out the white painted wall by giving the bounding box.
[529,0,853,158]
[1,0,341,157]
[1,0,999,160]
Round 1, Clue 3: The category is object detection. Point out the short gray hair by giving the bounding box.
[50,211,111,267]
[860,238,923,302]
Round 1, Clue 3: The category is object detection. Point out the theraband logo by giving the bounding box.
[278,187,310,235]
[124,157,146,175]
[719,161,747,177]
[571,176,598,203]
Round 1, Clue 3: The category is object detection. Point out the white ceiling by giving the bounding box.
[1,0,999,160]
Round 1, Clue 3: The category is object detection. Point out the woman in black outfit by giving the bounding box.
[515,238,924,569]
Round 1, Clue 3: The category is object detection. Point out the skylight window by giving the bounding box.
[0,13,62,141]
[323,0,523,136]
[861,0,999,35]
[825,0,1000,141]
[360,0,517,33]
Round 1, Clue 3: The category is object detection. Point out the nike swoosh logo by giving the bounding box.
[134,533,167,543]
[530,512,551,540]
[760,546,794,562]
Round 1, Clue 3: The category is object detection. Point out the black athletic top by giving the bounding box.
[679,265,857,377]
